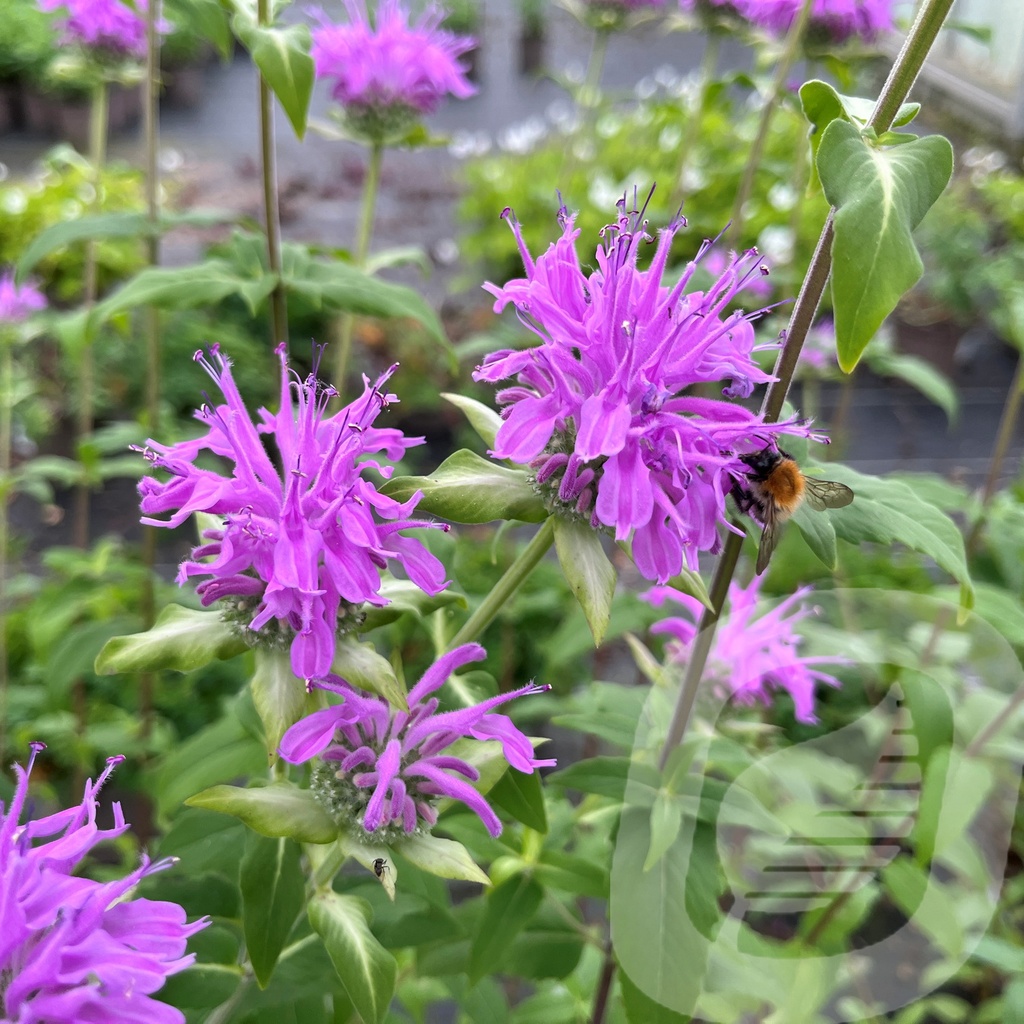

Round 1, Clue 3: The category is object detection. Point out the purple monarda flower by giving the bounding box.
[0,744,207,1024]
[312,0,475,140]
[0,271,46,324]
[38,0,149,57]
[473,194,824,583]
[643,576,845,723]
[279,643,555,839]
[739,0,894,43]
[137,346,449,681]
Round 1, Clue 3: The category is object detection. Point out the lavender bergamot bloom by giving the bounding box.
[137,345,449,681]
[312,0,476,142]
[0,271,46,325]
[38,0,149,57]
[739,0,894,43]
[279,643,555,839]
[0,744,207,1024]
[473,193,826,583]
[643,576,845,723]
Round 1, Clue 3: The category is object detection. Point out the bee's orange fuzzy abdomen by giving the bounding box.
[762,459,805,515]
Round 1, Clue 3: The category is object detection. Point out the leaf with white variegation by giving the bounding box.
[251,649,310,762]
[442,392,502,449]
[554,516,616,645]
[95,604,247,675]
[308,891,398,1024]
[331,639,407,711]
[185,781,339,844]
[397,833,490,884]
[817,120,953,371]
[380,450,548,524]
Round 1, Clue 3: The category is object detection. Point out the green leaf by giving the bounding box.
[816,463,973,607]
[396,832,490,884]
[331,639,407,711]
[644,792,684,872]
[17,209,240,277]
[93,260,277,322]
[380,450,548,524]
[817,120,953,371]
[800,80,919,150]
[359,579,467,631]
[238,22,314,138]
[488,767,548,834]
[442,392,502,450]
[547,756,661,804]
[281,249,447,348]
[240,833,305,988]
[866,350,958,422]
[186,782,340,844]
[935,582,1024,647]
[620,969,690,1024]
[881,857,963,959]
[469,875,544,984]
[95,604,247,675]
[791,497,838,569]
[553,517,616,646]
[308,891,397,1024]
[664,567,713,611]
[251,649,309,762]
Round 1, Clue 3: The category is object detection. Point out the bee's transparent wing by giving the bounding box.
[756,505,780,575]
[804,477,855,512]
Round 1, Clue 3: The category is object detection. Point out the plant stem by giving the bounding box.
[673,32,720,207]
[332,141,383,398]
[446,518,555,651]
[655,0,958,769]
[965,352,1024,554]
[139,0,163,745]
[258,0,288,352]
[728,0,814,247]
[72,79,108,550]
[0,335,13,764]
[581,27,609,113]
[590,939,617,1024]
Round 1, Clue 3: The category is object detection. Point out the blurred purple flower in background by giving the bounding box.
[643,576,845,723]
[312,0,475,139]
[740,0,894,43]
[280,643,554,839]
[474,194,824,582]
[0,271,46,324]
[0,744,207,1024]
[38,0,149,56]
[137,346,449,680]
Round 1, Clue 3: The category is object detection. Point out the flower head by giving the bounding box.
[643,576,845,723]
[0,744,207,1024]
[0,271,46,324]
[137,345,449,680]
[280,643,554,839]
[473,193,824,583]
[38,0,149,56]
[739,0,894,43]
[312,0,475,141]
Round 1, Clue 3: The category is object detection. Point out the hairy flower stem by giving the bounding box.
[656,0,956,770]
[446,518,555,651]
[139,0,162,746]
[728,0,814,248]
[966,353,1024,554]
[332,141,383,401]
[258,0,288,353]
[72,79,108,550]
[673,32,720,208]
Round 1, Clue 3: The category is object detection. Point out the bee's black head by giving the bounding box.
[739,445,788,480]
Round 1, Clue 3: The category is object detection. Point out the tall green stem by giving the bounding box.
[965,353,1024,554]
[673,33,720,207]
[139,0,163,744]
[258,0,288,352]
[72,79,108,550]
[580,27,609,112]
[728,0,814,248]
[0,335,13,764]
[332,141,383,397]
[447,518,555,651]
[656,0,957,768]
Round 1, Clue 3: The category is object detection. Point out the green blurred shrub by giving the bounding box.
[0,0,55,85]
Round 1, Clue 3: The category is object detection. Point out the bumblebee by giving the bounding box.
[732,445,854,575]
